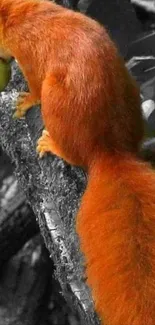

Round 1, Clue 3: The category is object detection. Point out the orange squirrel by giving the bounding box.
[1,0,155,324]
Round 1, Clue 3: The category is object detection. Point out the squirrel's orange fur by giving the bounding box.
[1,1,155,324]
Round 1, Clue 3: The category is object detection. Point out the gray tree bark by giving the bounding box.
[0,62,100,325]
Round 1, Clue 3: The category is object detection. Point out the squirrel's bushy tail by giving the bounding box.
[76,153,155,325]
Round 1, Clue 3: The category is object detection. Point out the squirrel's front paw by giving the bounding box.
[37,129,64,159]
[13,92,40,118]
[36,129,51,158]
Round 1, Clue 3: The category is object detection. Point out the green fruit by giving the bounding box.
[0,58,11,92]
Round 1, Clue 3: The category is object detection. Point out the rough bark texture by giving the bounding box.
[0,147,14,185]
[0,62,100,325]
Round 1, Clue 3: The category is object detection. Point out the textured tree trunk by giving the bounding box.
[0,62,100,325]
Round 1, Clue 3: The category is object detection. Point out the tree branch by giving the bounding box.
[0,62,100,325]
